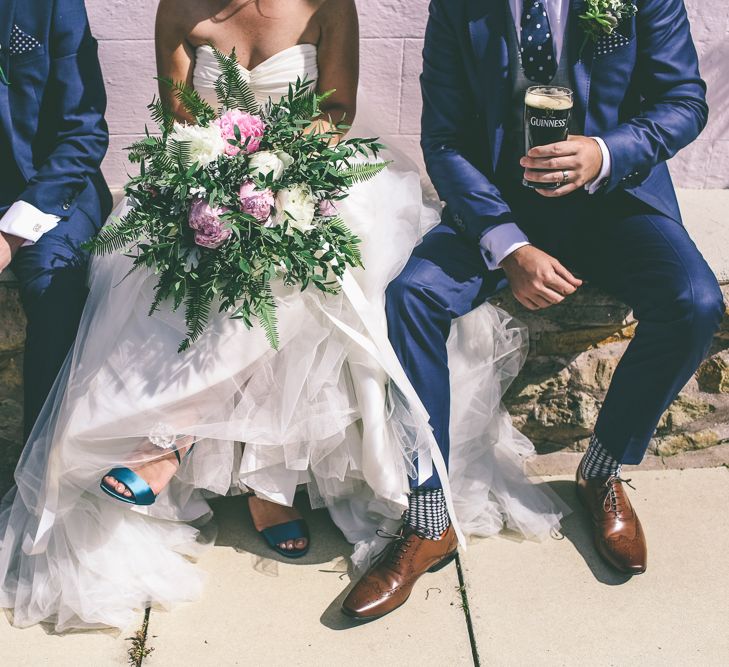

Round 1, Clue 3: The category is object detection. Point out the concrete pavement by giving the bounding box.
[462,468,729,666]
[1,468,727,666]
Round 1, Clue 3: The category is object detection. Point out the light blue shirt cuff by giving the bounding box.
[0,201,60,246]
[585,136,611,194]
[480,223,531,271]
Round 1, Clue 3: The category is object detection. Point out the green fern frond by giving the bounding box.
[180,284,212,352]
[254,283,279,349]
[127,135,165,163]
[167,138,193,168]
[336,161,390,184]
[151,150,176,173]
[148,288,166,316]
[148,97,175,134]
[158,77,217,125]
[286,88,319,121]
[327,217,363,265]
[84,216,143,255]
[211,46,258,114]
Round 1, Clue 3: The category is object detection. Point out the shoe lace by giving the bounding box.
[374,527,426,568]
[601,476,636,514]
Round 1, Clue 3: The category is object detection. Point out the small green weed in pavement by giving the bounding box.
[127,609,154,666]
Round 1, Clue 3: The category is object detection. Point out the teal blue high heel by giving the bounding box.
[100,443,194,506]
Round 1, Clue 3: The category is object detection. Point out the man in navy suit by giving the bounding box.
[0,0,111,437]
[343,0,724,619]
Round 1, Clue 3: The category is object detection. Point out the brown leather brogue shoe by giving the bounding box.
[341,525,458,620]
[576,467,647,574]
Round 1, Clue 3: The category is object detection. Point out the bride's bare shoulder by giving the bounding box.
[156,0,210,37]
[315,0,357,23]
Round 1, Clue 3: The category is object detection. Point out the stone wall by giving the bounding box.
[495,286,729,457]
[89,0,729,189]
[0,275,25,492]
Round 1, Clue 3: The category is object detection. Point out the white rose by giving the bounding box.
[274,184,316,233]
[169,122,226,167]
[248,150,293,181]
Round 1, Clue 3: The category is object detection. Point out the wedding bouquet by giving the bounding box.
[87,48,387,351]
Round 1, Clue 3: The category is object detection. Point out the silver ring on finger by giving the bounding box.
[561,170,570,185]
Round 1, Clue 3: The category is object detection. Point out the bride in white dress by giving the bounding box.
[0,0,564,632]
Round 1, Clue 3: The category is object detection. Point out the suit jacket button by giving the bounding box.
[62,202,71,210]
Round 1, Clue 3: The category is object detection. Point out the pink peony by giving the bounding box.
[188,199,232,249]
[238,181,274,223]
[318,199,338,218]
[216,109,265,156]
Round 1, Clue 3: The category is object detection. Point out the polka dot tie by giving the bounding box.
[9,25,42,56]
[520,0,557,84]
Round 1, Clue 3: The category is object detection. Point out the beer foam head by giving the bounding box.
[525,87,572,110]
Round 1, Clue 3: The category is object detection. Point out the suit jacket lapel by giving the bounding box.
[0,0,17,59]
[468,0,510,172]
[568,0,594,134]
[0,0,18,140]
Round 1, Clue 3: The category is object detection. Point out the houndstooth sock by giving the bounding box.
[580,433,622,479]
[404,488,450,540]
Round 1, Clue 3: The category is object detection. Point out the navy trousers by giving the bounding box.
[386,189,724,489]
[10,203,103,438]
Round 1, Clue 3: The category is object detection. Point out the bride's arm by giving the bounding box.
[309,0,359,137]
[155,1,196,124]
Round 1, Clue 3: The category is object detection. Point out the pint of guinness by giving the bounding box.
[522,86,573,190]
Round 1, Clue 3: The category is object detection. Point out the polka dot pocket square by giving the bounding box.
[9,25,43,56]
[594,31,632,58]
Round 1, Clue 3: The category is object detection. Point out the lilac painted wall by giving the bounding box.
[88,0,728,189]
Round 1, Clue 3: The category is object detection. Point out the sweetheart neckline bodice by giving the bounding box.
[195,43,318,75]
[192,42,319,109]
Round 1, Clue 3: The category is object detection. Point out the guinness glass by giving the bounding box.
[522,86,573,190]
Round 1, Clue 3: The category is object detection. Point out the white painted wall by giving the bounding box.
[87,0,728,189]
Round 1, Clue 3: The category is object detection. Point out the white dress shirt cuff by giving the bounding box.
[0,200,60,245]
[479,223,531,271]
[584,136,611,194]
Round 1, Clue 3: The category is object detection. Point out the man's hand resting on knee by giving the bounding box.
[0,232,25,273]
[500,245,582,310]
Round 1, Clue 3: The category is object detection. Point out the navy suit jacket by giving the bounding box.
[0,0,110,220]
[420,0,708,244]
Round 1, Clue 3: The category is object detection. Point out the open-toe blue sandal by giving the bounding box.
[258,518,310,559]
[100,443,194,506]
[247,494,310,558]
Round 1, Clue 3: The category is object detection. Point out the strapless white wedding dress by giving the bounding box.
[0,44,564,632]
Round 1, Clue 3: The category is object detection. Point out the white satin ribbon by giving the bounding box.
[320,270,466,547]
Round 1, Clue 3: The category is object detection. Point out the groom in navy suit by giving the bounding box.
[0,0,111,437]
[343,0,723,619]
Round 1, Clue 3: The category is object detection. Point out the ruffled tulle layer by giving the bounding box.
[0,164,565,632]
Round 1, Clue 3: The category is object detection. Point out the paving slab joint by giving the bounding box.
[455,552,480,667]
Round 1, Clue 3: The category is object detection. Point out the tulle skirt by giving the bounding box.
[0,162,565,632]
